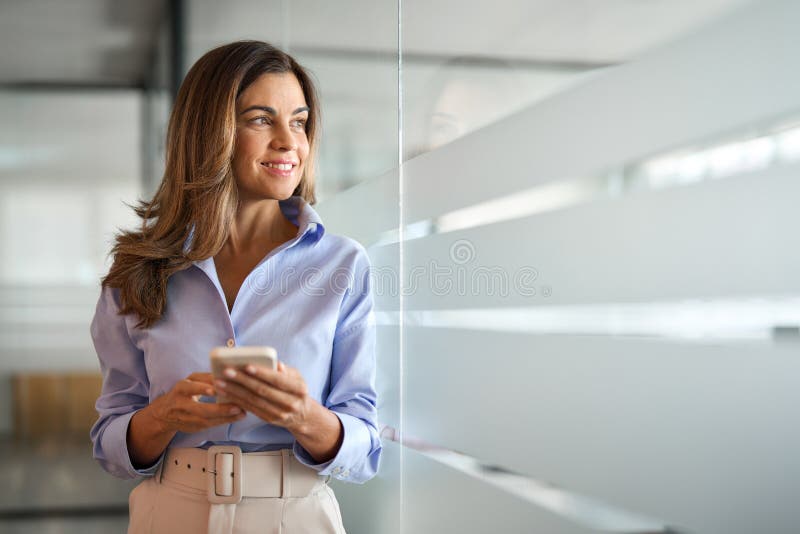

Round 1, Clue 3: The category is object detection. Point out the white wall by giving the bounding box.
[0,90,142,433]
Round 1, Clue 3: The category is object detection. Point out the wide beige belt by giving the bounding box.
[159,446,326,504]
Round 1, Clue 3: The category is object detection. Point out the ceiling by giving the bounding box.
[0,0,752,88]
[0,0,754,197]
[0,0,167,87]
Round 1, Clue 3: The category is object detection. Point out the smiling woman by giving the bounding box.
[89,41,380,534]
[215,73,315,315]
[233,73,311,202]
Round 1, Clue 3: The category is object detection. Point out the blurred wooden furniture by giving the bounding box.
[12,372,103,440]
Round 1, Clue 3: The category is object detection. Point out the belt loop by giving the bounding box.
[280,449,291,498]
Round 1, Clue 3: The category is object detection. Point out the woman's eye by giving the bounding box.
[252,117,271,125]
[292,119,307,128]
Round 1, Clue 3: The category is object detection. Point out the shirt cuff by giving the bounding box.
[292,411,369,482]
[101,410,165,478]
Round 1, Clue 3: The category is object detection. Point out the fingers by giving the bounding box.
[186,372,214,385]
[214,384,293,426]
[220,367,302,405]
[184,400,244,418]
[174,380,241,418]
[168,366,309,432]
[242,364,308,397]
[215,386,263,415]
[216,373,296,412]
[178,401,246,429]
[161,374,251,434]
[175,378,215,398]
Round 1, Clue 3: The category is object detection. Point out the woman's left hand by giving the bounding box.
[215,362,312,432]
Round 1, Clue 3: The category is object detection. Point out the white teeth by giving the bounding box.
[264,162,293,171]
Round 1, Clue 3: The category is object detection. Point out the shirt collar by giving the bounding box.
[183,195,326,259]
[280,195,326,243]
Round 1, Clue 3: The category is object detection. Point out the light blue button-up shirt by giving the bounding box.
[89,195,381,483]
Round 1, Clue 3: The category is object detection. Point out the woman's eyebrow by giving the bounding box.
[240,105,310,115]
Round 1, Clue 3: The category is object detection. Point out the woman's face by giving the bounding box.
[233,72,310,202]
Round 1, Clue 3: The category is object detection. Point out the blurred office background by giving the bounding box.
[2,0,798,532]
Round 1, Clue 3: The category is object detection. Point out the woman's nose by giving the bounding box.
[270,123,297,151]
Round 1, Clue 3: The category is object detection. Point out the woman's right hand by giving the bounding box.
[127,372,245,468]
[149,372,246,433]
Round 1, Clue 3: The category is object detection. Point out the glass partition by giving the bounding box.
[4,2,799,533]
[394,1,800,533]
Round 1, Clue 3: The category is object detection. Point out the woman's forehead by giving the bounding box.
[238,72,307,109]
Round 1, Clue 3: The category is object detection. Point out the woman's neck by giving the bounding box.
[224,198,297,255]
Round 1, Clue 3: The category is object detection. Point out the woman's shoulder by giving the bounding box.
[316,231,370,265]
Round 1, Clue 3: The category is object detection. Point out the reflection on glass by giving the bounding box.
[634,122,800,189]
[404,58,588,159]
[423,58,526,151]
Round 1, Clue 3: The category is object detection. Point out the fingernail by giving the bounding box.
[229,407,241,414]
[223,368,236,378]
[245,365,256,374]
[215,379,226,388]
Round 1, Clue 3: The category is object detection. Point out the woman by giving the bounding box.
[89,40,381,534]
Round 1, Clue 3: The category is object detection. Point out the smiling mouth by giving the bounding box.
[260,162,297,177]
[262,162,296,171]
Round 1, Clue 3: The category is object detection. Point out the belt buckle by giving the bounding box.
[206,445,243,504]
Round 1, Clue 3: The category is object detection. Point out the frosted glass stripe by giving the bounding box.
[389,169,800,310]
[373,296,800,342]
[314,167,399,247]
[402,328,800,534]
[381,427,666,533]
[401,0,800,225]
[399,442,597,534]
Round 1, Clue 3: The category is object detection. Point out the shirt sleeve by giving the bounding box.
[293,244,382,483]
[89,286,164,479]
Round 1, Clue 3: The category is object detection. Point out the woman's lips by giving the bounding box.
[260,162,295,177]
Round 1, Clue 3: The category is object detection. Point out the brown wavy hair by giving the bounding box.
[102,41,320,329]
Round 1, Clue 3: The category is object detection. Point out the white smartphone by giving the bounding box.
[209,346,278,403]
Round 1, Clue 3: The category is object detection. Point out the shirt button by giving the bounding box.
[226,338,235,348]
[332,466,342,475]
[342,470,350,478]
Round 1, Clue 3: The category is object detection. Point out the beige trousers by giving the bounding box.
[127,452,347,534]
